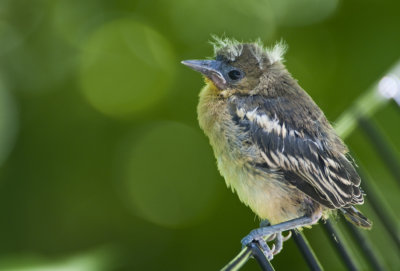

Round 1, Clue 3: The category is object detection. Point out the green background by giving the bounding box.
[0,0,399,270]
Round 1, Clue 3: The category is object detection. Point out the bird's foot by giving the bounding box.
[241,216,318,260]
[241,230,292,260]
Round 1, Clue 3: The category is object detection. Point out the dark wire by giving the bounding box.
[358,117,400,187]
[248,242,276,271]
[357,167,400,251]
[343,221,385,271]
[322,220,358,271]
[291,230,323,271]
[221,242,275,271]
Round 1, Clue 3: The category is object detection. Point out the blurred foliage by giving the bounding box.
[0,0,399,270]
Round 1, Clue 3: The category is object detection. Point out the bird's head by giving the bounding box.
[182,37,287,96]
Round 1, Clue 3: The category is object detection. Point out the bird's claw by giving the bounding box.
[241,230,292,260]
[282,231,292,242]
[254,237,275,260]
[266,233,277,242]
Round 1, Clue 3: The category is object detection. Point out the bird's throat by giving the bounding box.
[204,77,220,94]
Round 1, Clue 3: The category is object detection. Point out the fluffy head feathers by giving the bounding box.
[210,36,287,66]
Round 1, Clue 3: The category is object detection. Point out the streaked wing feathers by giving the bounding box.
[229,96,363,209]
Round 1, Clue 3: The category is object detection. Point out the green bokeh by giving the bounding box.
[0,0,399,270]
[165,0,276,43]
[119,121,219,228]
[79,19,176,118]
[0,80,18,167]
[269,0,339,26]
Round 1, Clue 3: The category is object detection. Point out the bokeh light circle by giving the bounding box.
[79,19,176,118]
[119,121,219,228]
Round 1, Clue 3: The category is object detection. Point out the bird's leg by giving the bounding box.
[259,219,271,228]
[241,214,321,259]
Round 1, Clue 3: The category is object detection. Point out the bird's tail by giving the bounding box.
[340,206,372,229]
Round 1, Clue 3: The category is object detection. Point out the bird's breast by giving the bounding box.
[217,154,307,224]
[197,85,308,224]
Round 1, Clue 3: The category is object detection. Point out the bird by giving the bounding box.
[181,37,372,260]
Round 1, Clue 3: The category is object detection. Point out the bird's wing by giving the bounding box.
[229,96,363,209]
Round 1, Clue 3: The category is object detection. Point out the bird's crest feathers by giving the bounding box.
[210,35,287,64]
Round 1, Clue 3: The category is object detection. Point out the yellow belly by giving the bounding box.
[217,156,305,225]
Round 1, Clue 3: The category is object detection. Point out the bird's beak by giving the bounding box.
[181,60,227,87]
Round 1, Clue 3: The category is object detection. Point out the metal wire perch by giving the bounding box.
[221,241,275,271]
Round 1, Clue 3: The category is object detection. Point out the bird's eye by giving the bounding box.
[227,69,243,81]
